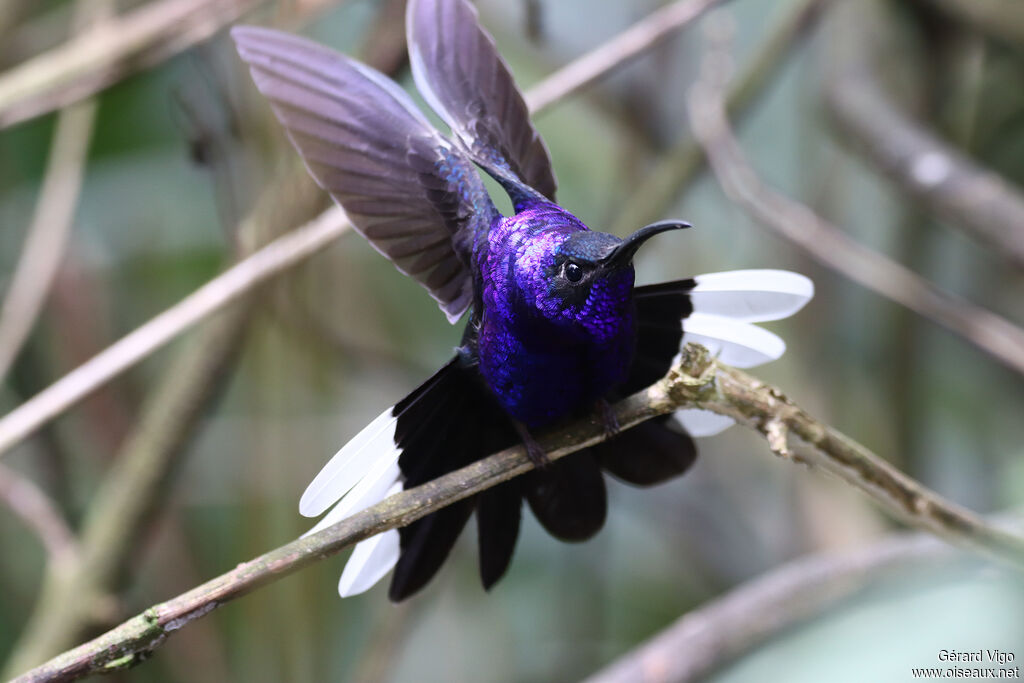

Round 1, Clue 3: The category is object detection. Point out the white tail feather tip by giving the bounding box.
[300,406,399,517]
[675,408,735,437]
[691,269,814,322]
[683,313,786,368]
[338,527,401,597]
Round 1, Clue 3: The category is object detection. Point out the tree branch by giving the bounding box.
[610,0,829,235]
[0,205,349,459]
[583,524,993,683]
[0,0,726,459]
[922,0,1024,47]
[687,37,1024,377]
[524,0,725,115]
[0,462,78,569]
[3,14,412,674]
[823,1,1024,271]
[0,0,262,129]
[13,345,1024,682]
[0,0,110,384]
[0,165,328,679]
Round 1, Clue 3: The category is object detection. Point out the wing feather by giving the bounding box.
[407,0,557,200]
[233,25,497,323]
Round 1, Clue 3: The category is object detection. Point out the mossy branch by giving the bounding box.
[13,345,1024,682]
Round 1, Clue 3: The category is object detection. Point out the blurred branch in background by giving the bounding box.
[584,525,998,683]
[688,22,1024,377]
[14,344,1024,682]
[0,205,349,459]
[0,0,112,385]
[0,1,31,41]
[1,167,328,677]
[922,0,1024,47]
[524,0,724,115]
[0,0,723,460]
[0,463,78,570]
[824,1,1024,271]
[0,0,262,129]
[611,0,829,235]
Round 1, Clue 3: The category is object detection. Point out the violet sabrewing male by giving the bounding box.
[232,0,813,601]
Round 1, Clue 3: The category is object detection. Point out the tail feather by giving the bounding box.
[299,407,401,518]
[389,497,476,601]
[689,269,813,322]
[526,451,607,542]
[338,483,403,598]
[391,357,519,599]
[476,479,523,590]
[595,418,697,487]
[303,270,813,600]
[675,407,736,438]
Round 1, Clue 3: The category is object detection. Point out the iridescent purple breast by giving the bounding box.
[473,204,637,428]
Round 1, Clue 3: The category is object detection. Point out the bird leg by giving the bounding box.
[595,398,620,438]
[513,421,549,468]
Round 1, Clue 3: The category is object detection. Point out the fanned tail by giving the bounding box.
[305,270,812,600]
[389,359,518,600]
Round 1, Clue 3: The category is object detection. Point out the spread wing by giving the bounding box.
[232,26,497,323]
[407,0,557,201]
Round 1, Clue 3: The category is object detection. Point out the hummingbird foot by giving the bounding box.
[595,399,620,439]
[514,421,549,468]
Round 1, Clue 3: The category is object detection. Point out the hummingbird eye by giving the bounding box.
[564,261,584,283]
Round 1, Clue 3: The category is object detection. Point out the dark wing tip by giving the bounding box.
[406,0,558,201]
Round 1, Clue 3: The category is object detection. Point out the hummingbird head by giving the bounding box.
[510,215,690,341]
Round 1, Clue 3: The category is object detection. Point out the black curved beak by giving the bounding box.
[601,220,691,269]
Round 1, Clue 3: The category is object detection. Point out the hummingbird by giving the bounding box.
[232,0,812,601]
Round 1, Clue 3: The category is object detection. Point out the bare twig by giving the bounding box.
[2,308,255,679]
[824,1,1024,271]
[4,18,411,674]
[13,345,1024,682]
[583,528,982,683]
[0,205,349,459]
[525,0,725,115]
[0,463,78,569]
[0,0,110,384]
[0,0,729,459]
[0,172,328,677]
[687,48,1024,377]
[0,0,721,130]
[610,0,828,235]
[0,0,261,129]
[671,351,1024,565]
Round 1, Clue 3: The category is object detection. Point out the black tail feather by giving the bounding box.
[390,357,519,600]
[526,451,607,542]
[595,417,697,487]
[623,279,696,394]
[390,498,476,601]
[476,479,523,590]
[595,278,699,484]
